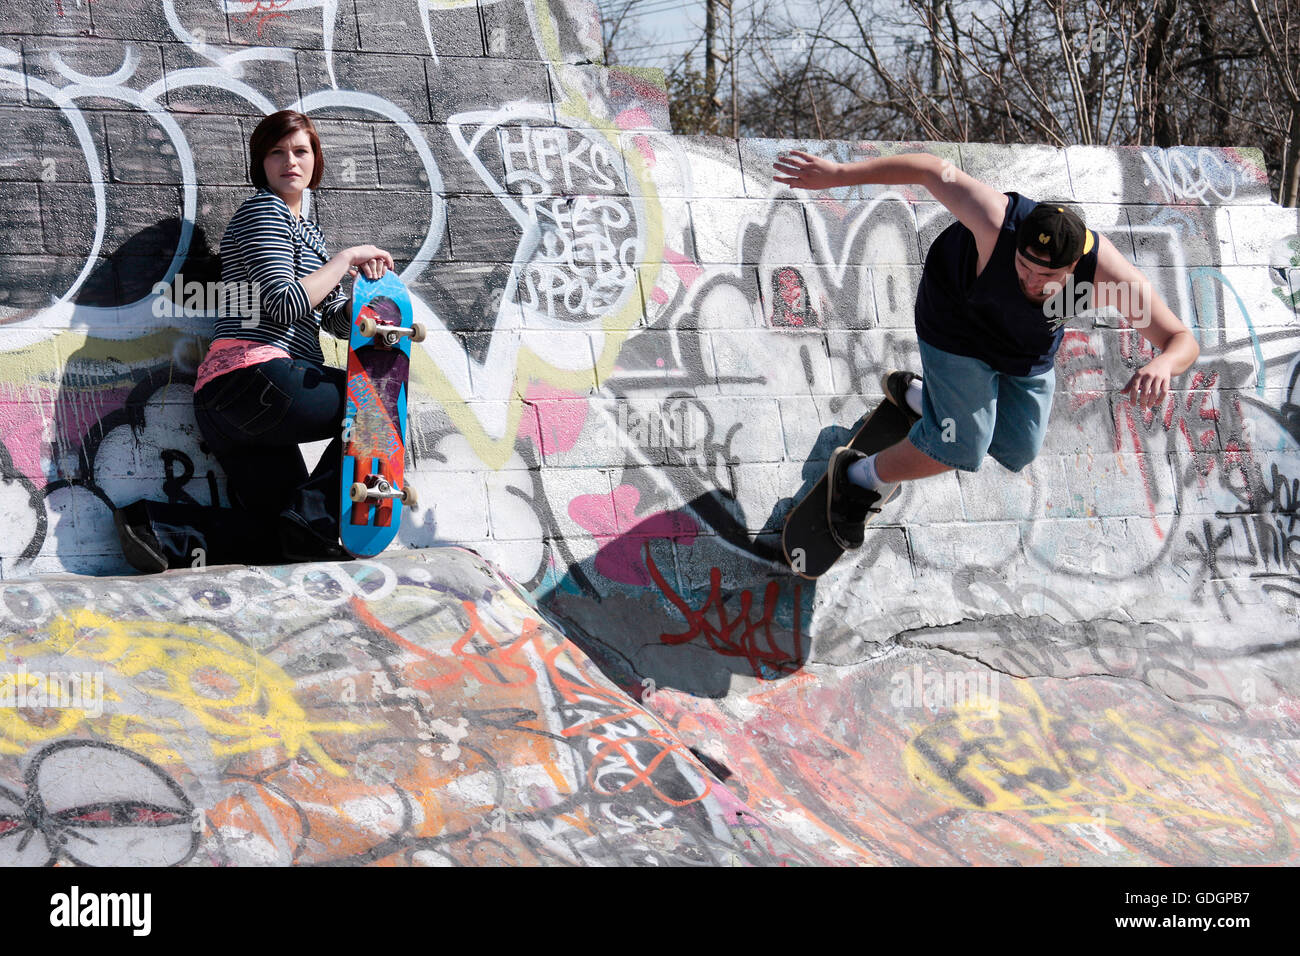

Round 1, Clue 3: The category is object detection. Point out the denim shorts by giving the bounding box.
[907,339,1055,472]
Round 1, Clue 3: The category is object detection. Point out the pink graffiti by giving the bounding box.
[570,484,698,586]
[663,247,703,290]
[616,109,654,131]
[518,383,588,456]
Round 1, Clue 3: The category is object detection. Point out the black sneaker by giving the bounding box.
[881,370,922,425]
[112,507,168,574]
[826,446,896,550]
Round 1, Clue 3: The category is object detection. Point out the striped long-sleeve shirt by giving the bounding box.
[213,189,350,363]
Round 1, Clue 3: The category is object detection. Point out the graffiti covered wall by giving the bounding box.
[2,0,1299,865]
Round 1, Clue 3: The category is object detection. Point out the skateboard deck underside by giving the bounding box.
[781,399,913,579]
[341,273,412,558]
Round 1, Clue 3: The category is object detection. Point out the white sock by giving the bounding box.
[847,453,891,491]
[906,378,924,416]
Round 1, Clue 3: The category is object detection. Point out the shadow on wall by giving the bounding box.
[536,409,900,700]
[33,220,224,573]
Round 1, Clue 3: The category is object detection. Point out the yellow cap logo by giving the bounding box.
[1038,232,1051,246]
[1083,230,1095,254]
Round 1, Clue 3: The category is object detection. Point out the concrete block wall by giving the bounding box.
[1,1,1298,672]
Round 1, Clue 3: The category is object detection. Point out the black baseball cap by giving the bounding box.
[1016,204,1094,268]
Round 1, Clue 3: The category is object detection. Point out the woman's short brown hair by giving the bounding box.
[249,110,324,191]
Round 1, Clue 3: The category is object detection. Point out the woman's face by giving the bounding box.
[263,129,315,202]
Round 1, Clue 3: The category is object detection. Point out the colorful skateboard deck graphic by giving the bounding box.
[781,398,913,579]
[340,271,418,558]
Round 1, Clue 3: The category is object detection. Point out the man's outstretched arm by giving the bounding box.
[1092,235,1200,408]
[773,150,1008,252]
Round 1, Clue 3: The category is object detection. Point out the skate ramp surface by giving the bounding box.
[0,548,1295,866]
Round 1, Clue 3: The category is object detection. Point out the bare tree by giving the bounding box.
[1243,0,1300,205]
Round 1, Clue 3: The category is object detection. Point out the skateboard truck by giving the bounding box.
[349,474,419,509]
[357,315,427,347]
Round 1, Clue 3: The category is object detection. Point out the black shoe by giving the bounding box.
[113,506,168,574]
[826,446,896,550]
[881,370,922,425]
[278,509,349,562]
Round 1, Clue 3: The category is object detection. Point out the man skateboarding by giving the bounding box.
[773,151,1200,550]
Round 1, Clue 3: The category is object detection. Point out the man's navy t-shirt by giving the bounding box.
[914,192,1099,376]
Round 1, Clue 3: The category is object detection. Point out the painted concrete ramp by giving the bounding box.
[1,547,1297,866]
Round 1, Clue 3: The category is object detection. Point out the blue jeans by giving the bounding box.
[193,358,345,534]
[907,339,1055,472]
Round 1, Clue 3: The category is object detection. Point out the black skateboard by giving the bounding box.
[782,398,913,579]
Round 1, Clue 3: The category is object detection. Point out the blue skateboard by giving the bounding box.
[339,271,424,557]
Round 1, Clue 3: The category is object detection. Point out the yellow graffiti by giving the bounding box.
[904,683,1260,827]
[1,609,381,776]
[0,6,669,474]
[388,0,666,470]
[0,330,196,387]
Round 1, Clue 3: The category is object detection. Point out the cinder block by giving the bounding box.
[1136,146,1272,206]
[956,455,1064,522]
[296,50,432,123]
[405,470,489,540]
[1124,203,1232,269]
[1226,206,1300,266]
[825,329,894,395]
[373,121,502,194]
[609,327,710,385]
[868,265,920,329]
[1203,265,1297,330]
[162,44,297,116]
[703,327,834,397]
[359,0,482,57]
[1064,448,1178,518]
[445,193,521,260]
[0,182,44,254]
[313,188,448,265]
[958,144,1072,201]
[897,468,964,522]
[42,182,183,258]
[628,134,745,199]
[804,197,920,265]
[739,137,852,200]
[497,124,628,198]
[307,117,378,189]
[908,520,1022,577]
[20,37,166,109]
[690,198,810,265]
[410,260,518,335]
[1065,145,1148,203]
[222,0,362,51]
[760,263,871,330]
[434,62,554,128]
[107,111,244,187]
[537,465,615,540]
[551,65,670,132]
[641,264,762,331]
[6,0,93,35]
[913,200,956,257]
[634,196,695,264]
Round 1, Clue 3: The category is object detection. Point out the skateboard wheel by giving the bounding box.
[411,322,427,343]
[358,316,378,337]
[349,482,370,503]
[401,484,419,509]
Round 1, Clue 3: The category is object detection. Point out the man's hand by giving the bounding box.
[773,151,842,191]
[1122,355,1175,409]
